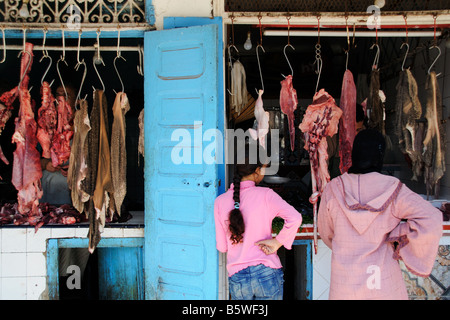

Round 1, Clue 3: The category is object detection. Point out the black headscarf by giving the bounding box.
[348,129,386,174]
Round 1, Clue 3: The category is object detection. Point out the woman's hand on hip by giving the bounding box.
[255,238,282,255]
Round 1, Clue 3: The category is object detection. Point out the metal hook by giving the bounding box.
[0,27,5,64]
[40,55,52,86]
[137,45,144,76]
[255,44,265,93]
[314,56,323,93]
[345,50,349,71]
[400,42,410,71]
[56,56,69,100]
[428,45,442,76]
[39,28,53,86]
[93,58,105,92]
[226,45,239,96]
[17,51,32,88]
[41,28,49,58]
[370,43,380,70]
[92,29,106,92]
[60,28,66,62]
[74,59,87,108]
[76,29,82,64]
[282,43,295,78]
[113,28,126,93]
[114,55,126,94]
[73,29,86,108]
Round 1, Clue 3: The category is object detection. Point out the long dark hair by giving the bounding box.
[348,129,386,174]
[229,147,263,244]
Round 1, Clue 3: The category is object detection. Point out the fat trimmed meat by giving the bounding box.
[299,89,342,254]
[0,88,18,166]
[37,81,57,159]
[423,71,445,199]
[280,75,298,151]
[367,69,384,134]
[67,99,91,214]
[50,94,74,167]
[10,43,44,227]
[110,92,130,215]
[338,70,357,174]
[395,69,423,181]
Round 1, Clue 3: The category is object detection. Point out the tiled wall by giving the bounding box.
[312,240,332,300]
[0,227,144,300]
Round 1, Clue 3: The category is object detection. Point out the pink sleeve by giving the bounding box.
[317,185,333,249]
[266,190,302,250]
[387,187,442,277]
[214,199,228,253]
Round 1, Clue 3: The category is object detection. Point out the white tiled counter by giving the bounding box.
[0,211,144,300]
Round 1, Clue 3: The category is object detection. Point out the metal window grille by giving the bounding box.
[0,0,147,26]
[225,0,450,13]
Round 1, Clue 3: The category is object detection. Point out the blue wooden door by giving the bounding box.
[144,24,219,300]
[98,247,144,300]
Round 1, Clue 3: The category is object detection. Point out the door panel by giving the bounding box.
[144,24,219,300]
[97,247,144,300]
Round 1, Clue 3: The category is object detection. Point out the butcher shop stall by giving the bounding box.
[0,1,150,300]
[222,1,450,300]
[0,0,449,301]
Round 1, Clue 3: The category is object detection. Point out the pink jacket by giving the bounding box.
[318,172,442,300]
[214,181,302,276]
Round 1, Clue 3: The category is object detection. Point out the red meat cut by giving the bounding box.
[338,70,357,174]
[279,75,298,151]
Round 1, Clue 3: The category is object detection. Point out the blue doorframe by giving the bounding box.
[47,237,144,300]
[293,239,313,300]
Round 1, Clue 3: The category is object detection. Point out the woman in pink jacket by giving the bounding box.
[318,129,442,300]
[214,149,302,300]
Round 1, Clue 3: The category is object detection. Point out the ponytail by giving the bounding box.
[229,172,244,244]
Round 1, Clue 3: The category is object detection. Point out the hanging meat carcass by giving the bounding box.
[249,89,269,148]
[395,69,423,181]
[67,99,91,214]
[279,75,298,151]
[82,89,112,253]
[338,70,357,174]
[367,68,385,133]
[423,70,445,199]
[37,81,58,159]
[50,94,74,167]
[230,60,249,115]
[92,89,113,224]
[110,92,130,215]
[0,87,18,167]
[10,43,44,228]
[299,89,342,254]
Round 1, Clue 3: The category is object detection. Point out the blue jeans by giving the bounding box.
[229,264,284,300]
